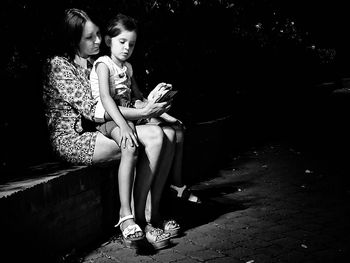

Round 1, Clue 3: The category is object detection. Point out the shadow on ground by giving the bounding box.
[161,180,257,233]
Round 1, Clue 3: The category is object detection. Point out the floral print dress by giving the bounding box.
[43,56,99,165]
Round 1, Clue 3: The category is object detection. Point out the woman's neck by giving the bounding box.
[74,54,90,69]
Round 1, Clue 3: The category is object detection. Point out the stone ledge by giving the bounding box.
[0,161,120,262]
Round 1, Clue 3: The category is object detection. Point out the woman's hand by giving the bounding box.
[160,113,179,123]
[160,113,185,129]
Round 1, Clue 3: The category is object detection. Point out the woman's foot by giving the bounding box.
[163,219,181,238]
[170,184,201,204]
[149,215,181,238]
[144,224,171,250]
[115,215,144,247]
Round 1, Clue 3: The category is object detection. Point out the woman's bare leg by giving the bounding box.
[132,125,164,226]
[169,125,184,186]
[148,126,176,224]
[167,125,201,203]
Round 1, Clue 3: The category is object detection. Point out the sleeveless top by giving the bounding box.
[90,56,133,121]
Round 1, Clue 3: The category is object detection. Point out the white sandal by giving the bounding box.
[115,215,144,247]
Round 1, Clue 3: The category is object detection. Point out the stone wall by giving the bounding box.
[0,162,120,262]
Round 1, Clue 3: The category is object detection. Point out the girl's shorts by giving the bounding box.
[96,121,118,138]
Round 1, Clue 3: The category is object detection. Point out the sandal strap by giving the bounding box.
[115,214,134,228]
[163,219,180,231]
[170,184,187,198]
[170,184,201,203]
[122,224,143,239]
[145,225,170,242]
[188,193,200,203]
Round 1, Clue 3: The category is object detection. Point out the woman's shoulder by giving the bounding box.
[48,56,73,68]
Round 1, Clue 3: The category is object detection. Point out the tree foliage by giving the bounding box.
[0,0,340,175]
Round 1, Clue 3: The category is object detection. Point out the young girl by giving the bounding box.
[90,13,178,249]
[88,15,144,247]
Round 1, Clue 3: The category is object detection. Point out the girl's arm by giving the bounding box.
[96,62,138,147]
[111,75,170,120]
[117,100,171,121]
[131,76,179,123]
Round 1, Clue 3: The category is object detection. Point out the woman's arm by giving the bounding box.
[49,57,97,121]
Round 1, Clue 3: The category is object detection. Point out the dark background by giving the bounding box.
[2,0,350,182]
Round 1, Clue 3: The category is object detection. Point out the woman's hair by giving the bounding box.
[105,13,138,38]
[59,8,91,60]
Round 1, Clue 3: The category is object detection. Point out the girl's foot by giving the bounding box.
[144,224,171,250]
[115,215,144,247]
[170,184,201,204]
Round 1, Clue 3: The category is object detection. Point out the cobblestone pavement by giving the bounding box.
[79,142,350,263]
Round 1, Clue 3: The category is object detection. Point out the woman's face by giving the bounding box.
[78,20,101,58]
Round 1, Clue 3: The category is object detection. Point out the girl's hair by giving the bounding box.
[59,8,91,60]
[105,13,138,38]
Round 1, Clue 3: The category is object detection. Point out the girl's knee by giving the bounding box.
[121,144,138,158]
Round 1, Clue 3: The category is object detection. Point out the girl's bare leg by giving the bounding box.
[93,130,141,237]
[109,128,140,235]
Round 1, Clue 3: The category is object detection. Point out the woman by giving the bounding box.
[42,8,177,250]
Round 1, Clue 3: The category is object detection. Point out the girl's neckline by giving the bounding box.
[110,56,125,69]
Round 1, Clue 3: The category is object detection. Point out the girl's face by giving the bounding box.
[109,29,137,64]
[78,20,101,58]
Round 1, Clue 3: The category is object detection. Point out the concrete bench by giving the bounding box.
[0,161,120,262]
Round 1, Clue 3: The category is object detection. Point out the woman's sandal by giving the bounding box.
[170,184,201,204]
[163,219,181,238]
[144,224,171,250]
[115,215,144,248]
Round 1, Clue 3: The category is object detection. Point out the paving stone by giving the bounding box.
[255,230,286,242]
[173,239,206,253]
[151,249,187,262]
[221,246,252,259]
[206,256,242,263]
[175,258,201,263]
[187,249,226,262]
